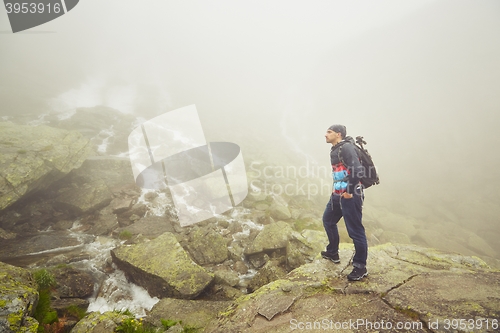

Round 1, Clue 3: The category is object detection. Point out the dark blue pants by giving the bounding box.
[322,189,367,268]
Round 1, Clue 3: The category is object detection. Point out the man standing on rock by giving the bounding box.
[321,124,368,281]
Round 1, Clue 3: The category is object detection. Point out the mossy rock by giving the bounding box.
[0,122,91,210]
[146,298,232,330]
[247,260,287,293]
[54,179,113,215]
[111,232,214,299]
[205,244,500,333]
[269,204,291,220]
[244,221,293,255]
[186,227,229,265]
[70,311,130,333]
[0,262,39,333]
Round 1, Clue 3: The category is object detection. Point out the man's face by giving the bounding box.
[325,129,342,145]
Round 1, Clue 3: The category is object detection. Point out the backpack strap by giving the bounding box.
[335,141,352,167]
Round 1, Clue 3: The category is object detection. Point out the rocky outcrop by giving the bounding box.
[146,298,232,331]
[0,262,39,333]
[212,266,240,287]
[206,244,500,333]
[114,215,176,239]
[111,232,214,299]
[54,106,138,156]
[0,227,16,240]
[244,221,317,270]
[185,226,229,265]
[247,260,287,293]
[0,231,87,267]
[244,221,292,256]
[70,311,130,333]
[53,157,137,216]
[52,266,94,299]
[55,179,113,216]
[269,203,291,220]
[0,122,92,211]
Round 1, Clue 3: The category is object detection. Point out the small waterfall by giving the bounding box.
[67,234,160,317]
[87,268,159,317]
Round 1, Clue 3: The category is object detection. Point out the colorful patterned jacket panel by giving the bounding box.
[330,137,363,195]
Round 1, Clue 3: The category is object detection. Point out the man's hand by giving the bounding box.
[341,192,353,199]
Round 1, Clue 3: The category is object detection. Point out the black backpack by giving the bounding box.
[338,136,380,189]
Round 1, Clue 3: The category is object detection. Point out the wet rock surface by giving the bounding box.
[52,266,95,298]
[0,231,90,267]
[0,122,92,211]
[184,226,229,265]
[54,179,114,215]
[384,271,500,331]
[70,311,130,333]
[146,298,232,331]
[0,261,39,333]
[205,244,500,333]
[114,215,176,239]
[54,106,138,156]
[111,232,214,299]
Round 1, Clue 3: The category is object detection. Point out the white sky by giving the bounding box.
[1,0,499,197]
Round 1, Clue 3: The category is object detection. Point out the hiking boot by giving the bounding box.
[321,251,340,264]
[347,266,368,281]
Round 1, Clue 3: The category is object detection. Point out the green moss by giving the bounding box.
[8,310,23,327]
[468,256,490,269]
[33,289,58,331]
[114,233,213,297]
[0,299,7,307]
[218,303,238,318]
[32,269,58,333]
[113,308,133,316]
[119,230,133,240]
[64,305,88,320]
[33,269,55,289]
[293,219,322,232]
[394,305,421,320]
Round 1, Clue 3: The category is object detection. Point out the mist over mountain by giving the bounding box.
[1,1,499,255]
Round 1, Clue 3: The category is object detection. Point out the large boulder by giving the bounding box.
[51,266,94,299]
[0,122,91,211]
[55,179,113,215]
[205,244,500,333]
[70,311,130,333]
[247,260,287,293]
[146,298,232,331]
[53,156,137,215]
[0,231,86,266]
[244,221,293,255]
[111,232,214,299]
[185,227,229,265]
[114,215,176,239]
[244,221,317,270]
[269,203,291,220]
[0,262,39,333]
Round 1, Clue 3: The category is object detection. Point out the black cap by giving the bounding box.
[328,124,346,138]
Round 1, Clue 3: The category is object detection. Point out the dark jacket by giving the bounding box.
[330,136,363,194]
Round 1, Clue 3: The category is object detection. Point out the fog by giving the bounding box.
[1,1,500,256]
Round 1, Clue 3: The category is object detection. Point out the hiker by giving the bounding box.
[321,124,368,281]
